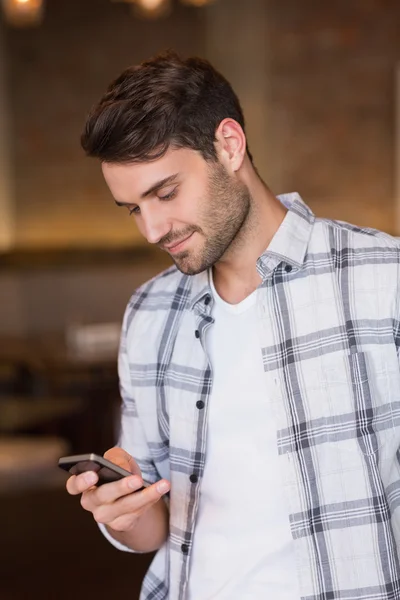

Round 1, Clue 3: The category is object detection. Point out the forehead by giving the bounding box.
[101,147,206,200]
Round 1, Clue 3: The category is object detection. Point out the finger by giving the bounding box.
[84,475,146,519]
[93,473,145,506]
[104,513,142,533]
[103,447,141,476]
[94,479,170,525]
[66,471,98,495]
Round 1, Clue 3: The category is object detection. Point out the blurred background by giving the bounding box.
[0,0,399,597]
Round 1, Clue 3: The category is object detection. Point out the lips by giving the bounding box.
[164,232,194,253]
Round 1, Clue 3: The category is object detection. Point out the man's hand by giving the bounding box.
[66,447,170,536]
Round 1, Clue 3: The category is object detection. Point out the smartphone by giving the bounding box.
[58,453,144,489]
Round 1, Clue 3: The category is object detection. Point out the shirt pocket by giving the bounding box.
[321,346,400,456]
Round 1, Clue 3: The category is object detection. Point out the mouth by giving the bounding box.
[163,232,194,254]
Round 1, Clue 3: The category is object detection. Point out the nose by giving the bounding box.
[140,204,171,245]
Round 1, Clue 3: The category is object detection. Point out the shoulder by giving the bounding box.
[312,216,400,255]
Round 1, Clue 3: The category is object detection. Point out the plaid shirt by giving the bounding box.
[109,192,400,600]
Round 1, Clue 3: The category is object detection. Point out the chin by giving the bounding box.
[174,263,205,276]
[173,255,209,276]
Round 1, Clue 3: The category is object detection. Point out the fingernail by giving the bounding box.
[85,472,97,486]
[157,480,169,494]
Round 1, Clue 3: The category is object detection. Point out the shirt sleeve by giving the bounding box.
[98,299,158,552]
[395,247,400,358]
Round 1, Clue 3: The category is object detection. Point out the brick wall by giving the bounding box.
[264,0,400,233]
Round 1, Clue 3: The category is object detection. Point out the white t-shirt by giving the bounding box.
[187,277,299,600]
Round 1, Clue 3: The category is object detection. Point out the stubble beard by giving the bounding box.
[171,163,252,276]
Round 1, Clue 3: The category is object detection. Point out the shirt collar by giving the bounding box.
[256,192,314,278]
[189,269,212,312]
[189,192,315,310]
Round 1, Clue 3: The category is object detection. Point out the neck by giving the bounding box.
[212,166,287,304]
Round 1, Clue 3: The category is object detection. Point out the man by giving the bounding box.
[66,51,400,600]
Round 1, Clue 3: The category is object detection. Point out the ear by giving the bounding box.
[214,118,247,173]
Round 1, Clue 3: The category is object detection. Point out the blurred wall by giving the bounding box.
[263,0,399,232]
[5,0,206,248]
[0,18,14,250]
[3,0,400,243]
[205,0,269,186]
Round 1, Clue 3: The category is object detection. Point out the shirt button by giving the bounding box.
[204,294,211,305]
[196,400,205,410]
[189,474,198,483]
[285,265,292,273]
[181,544,189,554]
[195,330,200,339]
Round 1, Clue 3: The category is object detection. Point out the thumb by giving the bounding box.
[103,447,141,476]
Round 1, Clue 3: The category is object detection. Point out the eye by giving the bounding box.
[159,187,177,201]
[128,206,140,216]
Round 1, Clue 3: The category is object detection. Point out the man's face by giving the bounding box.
[102,147,251,275]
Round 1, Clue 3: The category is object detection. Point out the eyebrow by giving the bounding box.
[114,173,179,207]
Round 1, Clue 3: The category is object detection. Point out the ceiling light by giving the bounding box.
[131,0,171,19]
[1,0,43,27]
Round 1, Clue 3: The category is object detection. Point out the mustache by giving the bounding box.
[158,226,201,248]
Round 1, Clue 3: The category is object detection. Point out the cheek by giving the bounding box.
[180,192,206,222]
[170,202,196,227]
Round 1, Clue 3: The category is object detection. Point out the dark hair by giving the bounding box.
[81,51,252,164]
